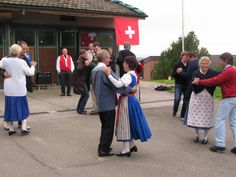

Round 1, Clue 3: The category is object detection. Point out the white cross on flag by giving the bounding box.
[114,17,139,46]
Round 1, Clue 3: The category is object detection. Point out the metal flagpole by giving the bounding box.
[182,0,185,52]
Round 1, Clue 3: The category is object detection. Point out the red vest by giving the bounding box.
[60,55,72,71]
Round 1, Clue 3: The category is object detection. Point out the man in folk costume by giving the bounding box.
[56,48,75,96]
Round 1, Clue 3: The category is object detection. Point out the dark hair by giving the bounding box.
[124,42,131,49]
[124,56,137,70]
[93,42,101,48]
[189,52,196,58]
[17,40,27,46]
[220,52,233,65]
[79,49,86,56]
[180,51,189,58]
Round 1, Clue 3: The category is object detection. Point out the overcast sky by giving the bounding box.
[121,0,236,58]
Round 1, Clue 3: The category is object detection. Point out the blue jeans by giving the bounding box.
[215,97,236,147]
[77,84,89,112]
[173,84,187,117]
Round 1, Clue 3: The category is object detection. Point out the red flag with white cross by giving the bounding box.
[114,17,139,46]
[80,32,96,46]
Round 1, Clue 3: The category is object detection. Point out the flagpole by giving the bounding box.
[182,0,185,52]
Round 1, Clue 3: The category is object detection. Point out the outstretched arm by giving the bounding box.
[103,67,131,88]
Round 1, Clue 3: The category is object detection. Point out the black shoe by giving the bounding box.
[78,111,87,115]
[193,136,199,143]
[231,147,236,154]
[209,145,226,152]
[172,112,177,117]
[98,152,114,157]
[89,110,99,115]
[9,130,16,136]
[109,147,113,152]
[21,129,30,136]
[60,93,65,96]
[201,138,208,145]
[116,152,131,157]
[67,93,72,96]
[130,145,138,153]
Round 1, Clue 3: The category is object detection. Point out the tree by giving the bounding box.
[153,31,210,79]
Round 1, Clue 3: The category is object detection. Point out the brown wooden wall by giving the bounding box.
[38,48,57,83]
[29,48,35,61]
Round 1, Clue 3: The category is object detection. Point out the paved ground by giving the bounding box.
[0,81,235,177]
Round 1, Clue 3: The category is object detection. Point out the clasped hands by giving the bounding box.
[192,77,200,85]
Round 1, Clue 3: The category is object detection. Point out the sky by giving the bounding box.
[121,0,236,58]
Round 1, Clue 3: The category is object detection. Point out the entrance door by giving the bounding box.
[59,31,77,61]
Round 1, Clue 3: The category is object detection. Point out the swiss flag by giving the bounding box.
[80,32,96,46]
[114,17,139,46]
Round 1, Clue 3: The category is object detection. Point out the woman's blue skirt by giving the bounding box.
[128,96,152,142]
[4,96,29,122]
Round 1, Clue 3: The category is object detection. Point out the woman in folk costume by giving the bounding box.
[103,56,152,157]
[0,44,36,136]
[186,56,218,144]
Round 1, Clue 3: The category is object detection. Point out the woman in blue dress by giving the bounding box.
[103,56,152,157]
[0,44,36,136]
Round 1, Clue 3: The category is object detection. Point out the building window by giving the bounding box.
[80,31,114,48]
[15,30,34,46]
[61,32,74,47]
[0,29,2,46]
[96,32,114,48]
[80,32,97,47]
[38,31,56,46]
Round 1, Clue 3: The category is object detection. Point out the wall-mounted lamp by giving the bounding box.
[22,8,25,16]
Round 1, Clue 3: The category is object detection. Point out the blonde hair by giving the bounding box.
[199,56,211,65]
[9,44,22,57]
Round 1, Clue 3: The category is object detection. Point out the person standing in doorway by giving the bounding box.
[56,48,75,96]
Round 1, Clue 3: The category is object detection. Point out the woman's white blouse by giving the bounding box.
[108,71,137,88]
[0,57,35,96]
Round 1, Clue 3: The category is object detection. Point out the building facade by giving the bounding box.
[0,0,147,85]
[141,56,159,80]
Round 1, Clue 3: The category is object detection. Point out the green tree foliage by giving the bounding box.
[153,31,210,79]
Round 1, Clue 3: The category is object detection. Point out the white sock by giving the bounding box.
[130,140,135,148]
[9,122,14,131]
[22,119,27,131]
[204,129,209,139]
[122,142,130,154]
[195,128,199,137]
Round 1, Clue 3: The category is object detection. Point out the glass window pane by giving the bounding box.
[80,32,97,47]
[61,32,74,46]
[96,32,114,48]
[15,30,34,46]
[38,31,56,46]
[0,29,2,45]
